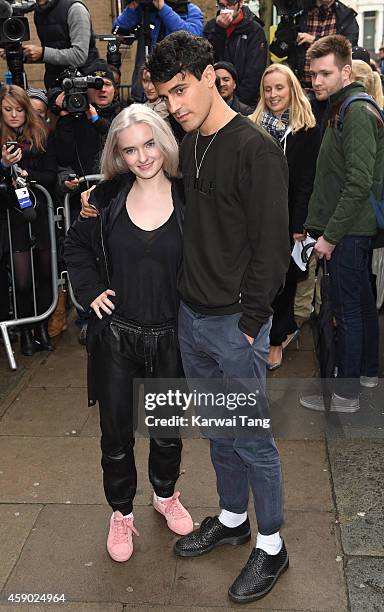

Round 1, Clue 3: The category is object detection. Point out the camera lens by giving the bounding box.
[3,17,26,42]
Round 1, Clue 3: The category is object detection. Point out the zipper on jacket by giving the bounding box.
[99,213,111,286]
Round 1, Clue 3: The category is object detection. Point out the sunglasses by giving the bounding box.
[217,0,239,8]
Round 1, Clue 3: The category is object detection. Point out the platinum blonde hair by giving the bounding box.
[100,104,179,180]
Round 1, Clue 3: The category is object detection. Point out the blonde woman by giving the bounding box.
[250,63,321,369]
[352,59,384,108]
[64,105,193,563]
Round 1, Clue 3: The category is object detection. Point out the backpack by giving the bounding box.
[336,93,384,229]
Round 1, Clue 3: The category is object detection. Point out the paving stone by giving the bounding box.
[325,388,384,441]
[327,439,384,556]
[0,504,42,590]
[0,604,123,611]
[269,387,326,441]
[279,441,333,512]
[27,348,87,388]
[171,508,347,611]
[5,505,177,605]
[0,437,104,505]
[345,557,384,612]
[0,388,91,437]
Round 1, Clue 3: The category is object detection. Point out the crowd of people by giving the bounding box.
[0,0,384,604]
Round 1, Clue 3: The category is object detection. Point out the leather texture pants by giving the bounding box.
[90,316,184,515]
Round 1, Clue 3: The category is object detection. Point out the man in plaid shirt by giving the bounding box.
[273,0,358,90]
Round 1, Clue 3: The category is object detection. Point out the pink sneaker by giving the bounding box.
[153,491,193,535]
[107,512,139,562]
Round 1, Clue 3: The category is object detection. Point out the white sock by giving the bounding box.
[113,511,133,520]
[256,531,282,555]
[219,509,247,528]
[154,493,172,503]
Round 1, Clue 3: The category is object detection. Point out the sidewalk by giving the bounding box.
[0,320,382,611]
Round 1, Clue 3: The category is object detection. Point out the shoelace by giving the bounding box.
[112,516,139,544]
[162,492,187,520]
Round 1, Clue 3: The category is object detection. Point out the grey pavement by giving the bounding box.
[0,319,383,611]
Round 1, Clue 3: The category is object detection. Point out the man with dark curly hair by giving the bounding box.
[147,31,291,603]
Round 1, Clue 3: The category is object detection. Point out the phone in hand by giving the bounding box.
[6,141,19,151]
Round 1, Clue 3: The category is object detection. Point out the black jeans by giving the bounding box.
[91,316,183,515]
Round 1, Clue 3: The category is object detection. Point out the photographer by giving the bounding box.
[0,85,57,356]
[113,0,203,102]
[271,0,358,90]
[204,0,267,107]
[23,0,99,89]
[52,60,125,344]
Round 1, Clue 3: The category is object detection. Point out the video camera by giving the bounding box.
[0,0,35,87]
[60,69,104,114]
[0,0,35,45]
[270,0,313,58]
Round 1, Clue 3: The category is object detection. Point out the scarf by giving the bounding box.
[260,109,290,145]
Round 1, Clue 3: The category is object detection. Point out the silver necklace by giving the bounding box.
[194,130,219,179]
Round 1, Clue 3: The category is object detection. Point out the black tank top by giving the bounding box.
[109,208,182,325]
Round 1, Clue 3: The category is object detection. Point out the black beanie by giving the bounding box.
[214,61,238,83]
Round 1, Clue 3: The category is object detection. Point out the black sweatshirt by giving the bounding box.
[179,114,291,339]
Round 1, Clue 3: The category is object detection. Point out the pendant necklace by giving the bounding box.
[194,129,220,179]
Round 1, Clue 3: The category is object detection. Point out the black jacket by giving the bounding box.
[284,126,321,234]
[52,100,125,204]
[204,7,267,107]
[34,0,99,89]
[228,95,254,116]
[274,1,358,85]
[64,173,185,346]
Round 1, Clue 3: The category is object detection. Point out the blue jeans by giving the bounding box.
[178,302,283,535]
[328,235,379,398]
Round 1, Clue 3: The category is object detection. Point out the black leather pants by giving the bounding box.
[91,316,184,515]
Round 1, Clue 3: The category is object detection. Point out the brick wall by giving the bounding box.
[0,0,214,90]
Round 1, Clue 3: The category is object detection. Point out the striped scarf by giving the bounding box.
[260,109,290,145]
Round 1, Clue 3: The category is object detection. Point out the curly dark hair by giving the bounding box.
[146,32,214,83]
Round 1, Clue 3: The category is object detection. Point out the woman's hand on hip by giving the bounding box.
[90,289,116,319]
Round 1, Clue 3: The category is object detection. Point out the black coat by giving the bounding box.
[204,7,267,107]
[275,1,358,85]
[284,126,321,235]
[64,173,185,348]
[229,95,254,116]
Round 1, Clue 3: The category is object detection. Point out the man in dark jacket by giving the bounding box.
[214,61,254,115]
[204,0,267,107]
[23,0,99,90]
[300,35,384,413]
[272,0,358,90]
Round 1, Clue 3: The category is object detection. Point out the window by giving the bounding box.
[363,11,376,53]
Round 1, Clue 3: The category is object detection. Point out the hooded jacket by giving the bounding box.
[204,7,267,107]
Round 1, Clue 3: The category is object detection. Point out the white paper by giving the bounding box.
[291,235,315,271]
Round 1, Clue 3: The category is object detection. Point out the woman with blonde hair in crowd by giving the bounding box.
[0,84,56,355]
[250,63,321,370]
[65,104,193,564]
[352,59,384,108]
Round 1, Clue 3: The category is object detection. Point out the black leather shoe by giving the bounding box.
[20,328,37,357]
[174,516,251,557]
[228,541,289,603]
[34,323,54,352]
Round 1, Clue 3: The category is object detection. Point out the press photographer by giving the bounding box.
[270,0,359,89]
[0,84,57,356]
[51,59,125,345]
[22,0,99,89]
[113,0,203,101]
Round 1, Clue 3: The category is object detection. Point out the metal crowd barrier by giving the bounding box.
[62,175,102,312]
[1,184,58,370]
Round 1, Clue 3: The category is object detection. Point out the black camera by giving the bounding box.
[270,0,313,58]
[61,71,104,114]
[0,0,35,45]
